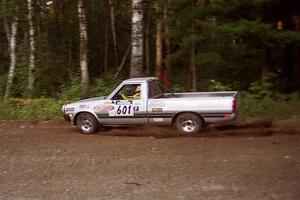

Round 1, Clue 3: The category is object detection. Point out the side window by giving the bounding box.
[112,84,141,100]
[148,82,155,98]
[148,80,163,99]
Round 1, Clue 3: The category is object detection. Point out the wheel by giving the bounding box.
[175,113,204,134]
[76,113,99,134]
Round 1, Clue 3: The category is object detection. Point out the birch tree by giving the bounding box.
[27,0,36,97]
[78,0,89,97]
[129,0,143,78]
[2,0,18,98]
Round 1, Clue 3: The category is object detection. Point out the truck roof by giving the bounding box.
[124,77,158,83]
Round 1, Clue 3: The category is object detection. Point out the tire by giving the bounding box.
[76,113,99,134]
[175,113,204,135]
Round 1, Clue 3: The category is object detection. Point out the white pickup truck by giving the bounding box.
[62,77,239,134]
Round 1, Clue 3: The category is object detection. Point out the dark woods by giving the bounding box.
[0,0,300,98]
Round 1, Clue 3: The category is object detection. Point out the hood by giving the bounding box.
[74,96,107,103]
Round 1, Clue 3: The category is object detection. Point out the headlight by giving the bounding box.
[62,105,65,113]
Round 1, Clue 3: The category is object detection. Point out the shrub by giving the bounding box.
[60,72,120,101]
[0,98,64,120]
[207,79,232,91]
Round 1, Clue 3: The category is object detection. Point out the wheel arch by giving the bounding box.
[74,111,100,125]
[171,111,205,126]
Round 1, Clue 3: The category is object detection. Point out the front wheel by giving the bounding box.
[175,113,204,135]
[76,113,99,134]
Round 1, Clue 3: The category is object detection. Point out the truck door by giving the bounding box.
[100,83,147,125]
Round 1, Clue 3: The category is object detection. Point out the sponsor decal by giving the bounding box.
[65,107,75,112]
[153,118,164,122]
[79,105,89,109]
[115,100,133,105]
[94,106,114,111]
[152,108,163,112]
[149,102,166,107]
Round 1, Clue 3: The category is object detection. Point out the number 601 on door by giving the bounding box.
[110,105,134,116]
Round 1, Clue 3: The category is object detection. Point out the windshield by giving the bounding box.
[148,80,172,99]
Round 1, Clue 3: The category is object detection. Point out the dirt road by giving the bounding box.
[0,119,299,200]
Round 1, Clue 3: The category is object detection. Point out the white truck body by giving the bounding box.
[62,77,239,134]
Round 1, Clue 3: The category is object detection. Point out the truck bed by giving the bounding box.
[160,91,238,99]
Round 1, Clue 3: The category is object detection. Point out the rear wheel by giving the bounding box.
[76,113,99,134]
[175,113,204,134]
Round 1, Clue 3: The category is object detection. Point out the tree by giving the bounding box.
[129,0,144,78]
[188,17,197,91]
[292,12,300,92]
[0,0,300,98]
[2,0,18,98]
[164,4,171,73]
[155,18,163,78]
[103,0,109,73]
[108,0,119,69]
[144,1,152,75]
[27,0,36,97]
[78,0,89,97]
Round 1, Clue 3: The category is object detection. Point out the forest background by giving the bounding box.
[0,0,300,121]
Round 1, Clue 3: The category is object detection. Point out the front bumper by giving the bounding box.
[64,114,71,121]
[62,104,71,121]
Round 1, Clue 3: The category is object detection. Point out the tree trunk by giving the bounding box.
[27,0,36,97]
[145,2,151,75]
[114,43,131,79]
[68,12,73,75]
[292,14,300,93]
[108,0,118,69]
[130,0,144,78]
[78,0,89,97]
[155,20,163,78]
[189,33,197,92]
[164,4,171,73]
[2,0,10,45]
[4,19,18,98]
[103,0,109,73]
[188,0,197,92]
[53,0,61,38]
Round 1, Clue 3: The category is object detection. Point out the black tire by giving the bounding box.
[76,113,99,134]
[175,113,204,134]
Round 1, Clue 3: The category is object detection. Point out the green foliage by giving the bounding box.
[171,84,186,93]
[207,80,232,91]
[238,74,300,120]
[89,74,120,97]
[268,31,300,46]
[195,52,222,67]
[60,72,121,101]
[0,73,7,97]
[60,74,81,101]
[246,72,277,99]
[1,0,300,122]
[0,98,64,120]
[239,92,300,120]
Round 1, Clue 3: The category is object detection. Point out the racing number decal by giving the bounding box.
[116,105,133,116]
[108,105,139,116]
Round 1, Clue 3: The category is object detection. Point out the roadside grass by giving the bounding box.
[0,96,300,121]
[238,94,300,121]
[0,98,65,121]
